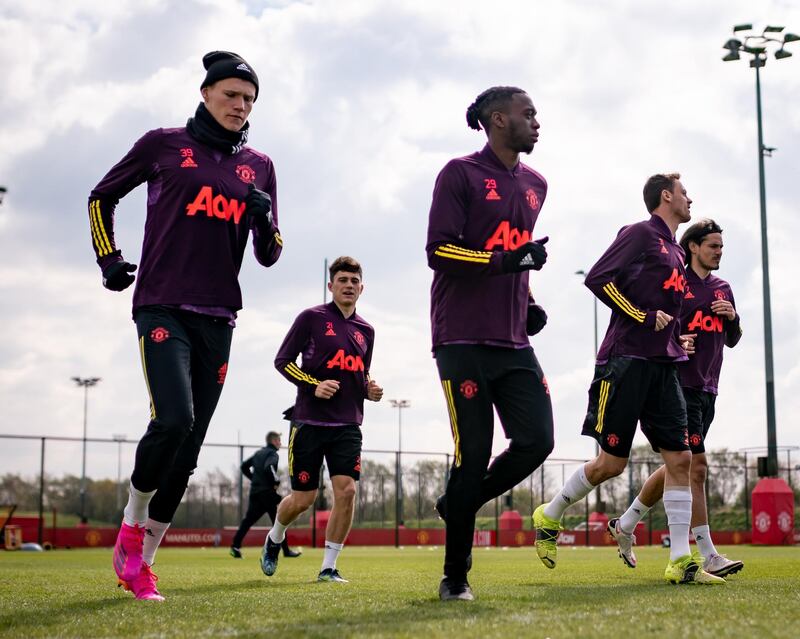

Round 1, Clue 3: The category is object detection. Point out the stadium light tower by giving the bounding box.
[722,24,798,476]
[389,399,410,527]
[72,376,101,519]
[389,399,410,454]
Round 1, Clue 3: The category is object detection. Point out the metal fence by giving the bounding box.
[2,434,798,545]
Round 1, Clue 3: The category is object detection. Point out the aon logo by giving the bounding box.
[326,350,364,372]
[484,221,531,250]
[686,311,723,333]
[186,186,246,224]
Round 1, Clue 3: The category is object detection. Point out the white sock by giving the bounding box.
[142,518,170,566]
[692,525,718,558]
[663,486,692,561]
[619,497,653,534]
[122,484,155,527]
[321,540,344,571]
[268,519,288,544]
[543,464,594,520]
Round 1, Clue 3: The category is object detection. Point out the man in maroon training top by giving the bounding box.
[260,256,383,583]
[533,173,725,585]
[610,218,743,577]
[88,51,282,601]
[426,86,555,601]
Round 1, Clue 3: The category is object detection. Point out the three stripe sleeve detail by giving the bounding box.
[434,243,492,264]
[602,282,646,323]
[88,199,115,257]
[284,362,320,386]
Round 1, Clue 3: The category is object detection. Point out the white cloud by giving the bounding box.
[1,0,799,482]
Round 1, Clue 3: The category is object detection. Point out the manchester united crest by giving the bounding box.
[235,164,256,184]
[150,327,170,343]
[460,380,478,399]
[714,289,726,301]
[354,330,365,346]
[525,188,539,211]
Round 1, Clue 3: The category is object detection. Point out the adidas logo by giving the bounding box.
[236,62,250,71]
[561,495,572,504]
[181,156,198,168]
[519,253,535,267]
[485,188,501,201]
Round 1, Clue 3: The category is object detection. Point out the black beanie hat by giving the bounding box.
[200,51,259,100]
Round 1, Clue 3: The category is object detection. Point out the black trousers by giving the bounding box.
[435,344,554,581]
[130,306,233,523]
[231,490,291,552]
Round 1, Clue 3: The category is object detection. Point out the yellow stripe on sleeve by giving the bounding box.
[595,379,611,433]
[274,232,283,247]
[285,362,320,386]
[434,244,492,264]
[89,201,110,256]
[441,380,461,467]
[90,200,114,256]
[603,283,646,323]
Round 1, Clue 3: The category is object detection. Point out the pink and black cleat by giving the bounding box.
[113,521,145,583]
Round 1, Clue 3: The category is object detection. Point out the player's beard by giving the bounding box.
[508,119,535,154]
[699,257,720,271]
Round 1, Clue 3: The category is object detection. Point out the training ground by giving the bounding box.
[1,545,798,638]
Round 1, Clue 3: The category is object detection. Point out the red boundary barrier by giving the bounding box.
[7,518,764,549]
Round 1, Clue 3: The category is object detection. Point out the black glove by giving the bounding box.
[102,260,137,292]
[501,236,548,273]
[526,304,548,336]
[245,183,273,230]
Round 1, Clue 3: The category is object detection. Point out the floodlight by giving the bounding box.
[784,33,800,43]
[723,51,741,62]
[764,25,784,33]
[723,38,742,50]
[775,48,792,60]
[733,24,752,32]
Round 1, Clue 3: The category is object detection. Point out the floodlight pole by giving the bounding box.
[722,25,797,476]
[390,399,410,542]
[72,376,101,519]
[752,59,779,477]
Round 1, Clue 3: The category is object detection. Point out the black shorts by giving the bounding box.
[581,356,688,457]
[287,422,362,491]
[683,388,716,454]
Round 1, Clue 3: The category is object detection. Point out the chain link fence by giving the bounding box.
[2,434,798,542]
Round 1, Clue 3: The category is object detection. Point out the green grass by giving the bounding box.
[1,545,798,638]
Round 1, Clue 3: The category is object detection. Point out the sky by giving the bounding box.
[1,0,799,483]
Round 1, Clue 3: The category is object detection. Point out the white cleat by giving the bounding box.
[607,518,637,568]
[703,553,744,577]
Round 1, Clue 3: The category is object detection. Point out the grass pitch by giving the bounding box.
[1,545,798,638]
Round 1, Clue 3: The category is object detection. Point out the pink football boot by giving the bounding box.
[112,521,145,582]
[118,563,165,601]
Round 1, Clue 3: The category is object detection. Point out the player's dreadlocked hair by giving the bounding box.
[679,219,724,266]
[466,86,527,132]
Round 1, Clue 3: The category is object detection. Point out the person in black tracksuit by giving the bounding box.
[230,432,301,558]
